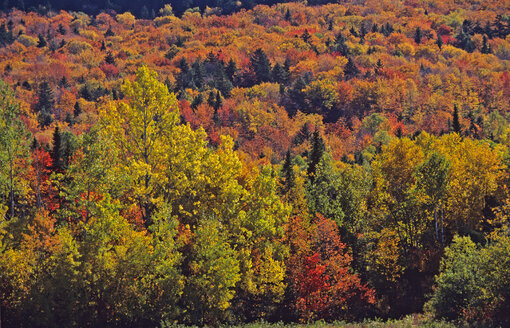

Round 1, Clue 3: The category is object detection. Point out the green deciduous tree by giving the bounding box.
[0,80,30,219]
[415,152,450,245]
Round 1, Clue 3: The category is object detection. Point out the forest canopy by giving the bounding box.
[0,0,509,326]
[3,0,342,16]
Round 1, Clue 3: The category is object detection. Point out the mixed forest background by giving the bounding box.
[0,0,509,327]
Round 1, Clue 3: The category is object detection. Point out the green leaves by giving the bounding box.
[0,79,30,220]
[100,66,180,226]
[427,235,510,323]
[97,67,290,324]
[183,218,240,324]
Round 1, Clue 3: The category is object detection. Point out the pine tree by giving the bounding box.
[334,33,350,56]
[250,48,272,84]
[481,35,491,54]
[271,63,287,84]
[436,34,443,49]
[287,77,307,116]
[484,21,493,38]
[51,126,62,171]
[414,27,422,44]
[36,81,54,111]
[35,81,54,127]
[191,93,203,110]
[59,76,68,88]
[455,30,475,52]
[73,101,81,117]
[396,126,403,138]
[176,58,192,92]
[359,24,367,44]
[349,26,358,37]
[360,24,367,39]
[37,34,47,47]
[284,8,291,21]
[191,60,204,89]
[383,22,393,36]
[225,58,237,82]
[344,57,359,79]
[105,26,114,37]
[301,29,311,43]
[307,129,325,180]
[215,75,233,98]
[279,83,285,95]
[283,58,291,81]
[104,51,115,65]
[281,150,295,193]
[452,104,462,135]
[207,91,216,107]
[293,122,311,145]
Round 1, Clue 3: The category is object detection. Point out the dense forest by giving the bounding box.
[0,0,509,327]
[2,0,341,16]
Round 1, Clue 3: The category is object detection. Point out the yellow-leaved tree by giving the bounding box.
[100,66,290,324]
[100,66,180,227]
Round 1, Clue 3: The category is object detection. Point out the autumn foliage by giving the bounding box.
[0,0,509,326]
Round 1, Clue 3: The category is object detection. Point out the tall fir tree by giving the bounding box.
[35,81,54,128]
[333,33,350,56]
[481,35,492,54]
[51,125,62,171]
[73,101,81,117]
[207,91,216,107]
[281,150,295,193]
[307,129,325,180]
[225,58,237,82]
[344,57,359,79]
[191,93,203,110]
[104,51,115,65]
[284,8,291,21]
[271,63,287,84]
[250,48,272,84]
[301,29,311,43]
[414,27,422,44]
[287,77,307,116]
[37,34,47,47]
[104,26,114,37]
[436,34,443,49]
